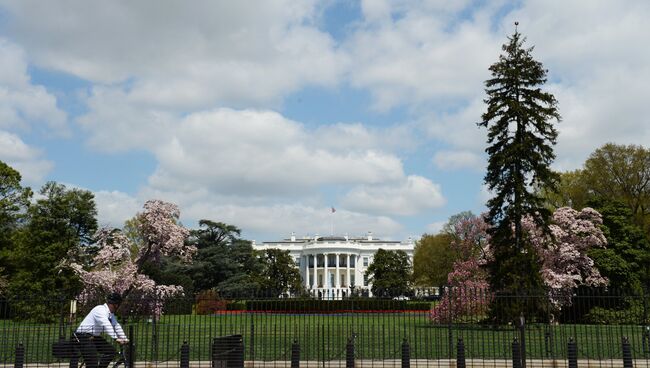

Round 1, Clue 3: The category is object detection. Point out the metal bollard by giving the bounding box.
[457,338,466,368]
[291,340,300,368]
[14,343,24,368]
[180,341,190,368]
[512,337,522,368]
[622,337,633,368]
[401,338,410,368]
[346,337,355,368]
[567,338,577,368]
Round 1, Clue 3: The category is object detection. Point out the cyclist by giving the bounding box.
[74,292,129,368]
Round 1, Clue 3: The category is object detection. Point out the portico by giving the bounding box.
[256,232,414,298]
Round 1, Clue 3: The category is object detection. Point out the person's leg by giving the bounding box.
[94,337,117,368]
[77,335,99,368]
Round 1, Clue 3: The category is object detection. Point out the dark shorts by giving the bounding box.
[74,333,116,368]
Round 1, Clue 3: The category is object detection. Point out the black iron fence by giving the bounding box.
[1,288,649,367]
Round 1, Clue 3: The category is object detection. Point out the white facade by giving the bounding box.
[255,232,414,298]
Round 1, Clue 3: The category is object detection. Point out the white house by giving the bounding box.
[255,232,415,298]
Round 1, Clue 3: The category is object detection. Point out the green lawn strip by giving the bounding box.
[1,313,648,363]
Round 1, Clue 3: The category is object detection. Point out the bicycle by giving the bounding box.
[60,334,132,368]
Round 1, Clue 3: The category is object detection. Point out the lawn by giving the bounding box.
[2,311,649,364]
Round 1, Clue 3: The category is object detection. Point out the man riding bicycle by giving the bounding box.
[74,292,129,368]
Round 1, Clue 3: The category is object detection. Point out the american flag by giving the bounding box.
[331,207,336,213]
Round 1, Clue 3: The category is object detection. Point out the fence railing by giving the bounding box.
[1,288,649,368]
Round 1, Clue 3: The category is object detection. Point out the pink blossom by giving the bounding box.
[69,200,192,316]
[526,207,608,308]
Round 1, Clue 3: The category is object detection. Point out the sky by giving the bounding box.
[0,0,649,242]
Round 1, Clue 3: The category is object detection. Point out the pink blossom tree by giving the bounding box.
[430,215,492,323]
[430,207,608,322]
[524,207,608,308]
[69,200,194,315]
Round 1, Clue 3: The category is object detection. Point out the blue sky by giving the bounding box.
[0,0,649,242]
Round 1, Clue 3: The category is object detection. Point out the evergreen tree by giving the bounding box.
[479,28,561,299]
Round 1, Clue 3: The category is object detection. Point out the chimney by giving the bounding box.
[290,232,296,242]
[367,231,373,241]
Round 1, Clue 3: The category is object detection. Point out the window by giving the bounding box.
[340,274,346,287]
[328,254,336,267]
[350,274,355,287]
[317,275,323,288]
[350,256,355,268]
[295,257,300,266]
[363,274,368,286]
[363,257,369,267]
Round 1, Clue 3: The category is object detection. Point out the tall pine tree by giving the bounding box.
[479,28,560,305]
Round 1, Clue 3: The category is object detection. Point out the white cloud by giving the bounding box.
[147,108,406,195]
[91,187,404,240]
[182,202,404,241]
[342,175,445,216]
[0,130,53,184]
[2,0,347,110]
[77,87,177,152]
[346,2,502,111]
[433,149,484,171]
[425,220,446,234]
[93,190,142,228]
[0,38,67,132]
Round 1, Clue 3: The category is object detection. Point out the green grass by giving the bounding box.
[2,312,649,363]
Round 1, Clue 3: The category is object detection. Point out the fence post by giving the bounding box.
[544,327,553,358]
[14,343,24,368]
[291,340,300,368]
[519,314,526,368]
[622,337,633,368]
[447,286,454,359]
[346,336,355,368]
[128,325,135,368]
[567,338,577,368]
[401,338,410,368]
[180,341,190,368]
[456,338,466,368]
[250,320,255,362]
[512,337,521,368]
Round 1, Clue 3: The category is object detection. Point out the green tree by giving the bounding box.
[366,249,412,298]
[412,233,455,287]
[479,29,560,295]
[8,182,97,320]
[0,161,32,278]
[540,170,590,210]
[587,199,650,294]
[186,220,264,295]
[259,248,303,297]
[582,144,650,232]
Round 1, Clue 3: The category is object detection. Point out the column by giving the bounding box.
[323,253,330,291]
[304,254,310,289]
[335,253,340,289]
[312,254,317,290]
[346,254,351,288]
[356,254,361,291]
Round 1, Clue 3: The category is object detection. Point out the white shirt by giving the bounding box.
[75,303,127,339]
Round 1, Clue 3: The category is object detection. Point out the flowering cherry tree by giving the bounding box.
[430,215,492,323]
[430,207,608,322]
[70,200,194,314]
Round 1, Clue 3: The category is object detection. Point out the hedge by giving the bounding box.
[245,299,432,312]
